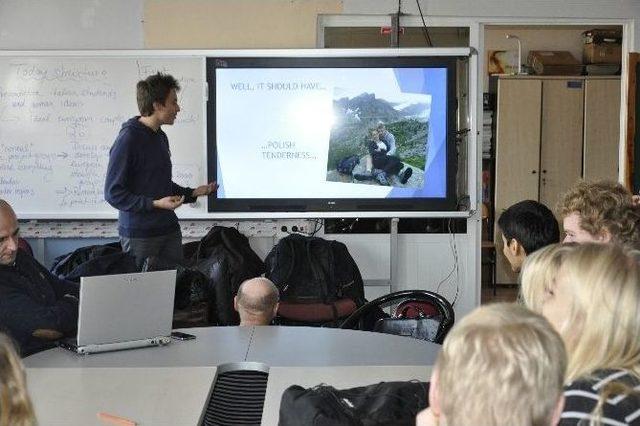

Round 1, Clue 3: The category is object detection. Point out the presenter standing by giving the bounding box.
[105,73,215,263]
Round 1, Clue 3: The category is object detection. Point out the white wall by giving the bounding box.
[0,0,143,49]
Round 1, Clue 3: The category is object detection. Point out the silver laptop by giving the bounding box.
[59,270,177,354]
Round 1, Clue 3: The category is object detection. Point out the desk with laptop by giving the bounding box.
[24,270,439,425]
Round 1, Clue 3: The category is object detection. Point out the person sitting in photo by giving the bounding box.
[558,180,640,248]
[0,200,79,356]
[354,128,412,185]
[521,243,640,425]
[497,199,560,272]
[416,303,566,426]
[234,277,280,326]
[0,333,37,426]
[376,122,397,156]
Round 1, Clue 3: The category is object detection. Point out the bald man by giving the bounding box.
[0,200,79,356]
[234,277,280,326]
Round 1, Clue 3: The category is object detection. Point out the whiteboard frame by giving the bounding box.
[0,48,474,219]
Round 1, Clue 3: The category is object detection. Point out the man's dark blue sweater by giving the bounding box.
[0,251,79,356]
[104,117,195,238]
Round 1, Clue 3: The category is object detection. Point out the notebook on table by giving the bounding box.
[59,269,176,355]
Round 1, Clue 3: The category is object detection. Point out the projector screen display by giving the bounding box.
[207,55,458,214]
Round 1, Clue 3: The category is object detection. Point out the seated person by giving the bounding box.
[497,199,560,272]
[0,333,37,425]
[0,200,79,356]
[376,122,397,156]
[417,303,566,426]
[354,128,412,185]
[234,277,279,326]
[521,243,640,425]
[558,180,640,248]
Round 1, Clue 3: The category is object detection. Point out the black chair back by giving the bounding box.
[340,290,455,344]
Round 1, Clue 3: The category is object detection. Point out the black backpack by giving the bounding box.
[187,226,265,325]
[62,252,139,282]
[278,381,429,426]
[337,155,360,175]
[264,234,365,305]
[142,256,209,310]
[50,242,122,278]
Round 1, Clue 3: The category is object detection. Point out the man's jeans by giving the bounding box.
[120,229,184,264]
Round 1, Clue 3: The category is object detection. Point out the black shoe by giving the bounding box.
[400,167,413,184]
[375,172,389,186]
[353,171,373,181]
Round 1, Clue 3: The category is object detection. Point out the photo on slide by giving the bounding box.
[325,89,430,189]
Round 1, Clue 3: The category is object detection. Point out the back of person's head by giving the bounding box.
[234,277,279,326]
[521,243,640,383]
[136,72,180,116]
[558,180,640,247]
[498,200,560,254]
[0,333,36,426]
[433,303,566,426]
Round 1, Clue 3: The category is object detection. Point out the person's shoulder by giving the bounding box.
[563,369,640,419]
[15,251,49,275]
[112,120,151,152]
[113,126,138,147]
[117,117,151,138]
[583,369,637,385]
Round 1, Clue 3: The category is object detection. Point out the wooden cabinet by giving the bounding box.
[492,76,620,285]
[583,79,621,181]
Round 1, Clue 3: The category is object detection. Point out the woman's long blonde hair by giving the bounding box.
[521,243,640,382]
[0,334,36,426]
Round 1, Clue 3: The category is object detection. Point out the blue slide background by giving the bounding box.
[387,68,447,198]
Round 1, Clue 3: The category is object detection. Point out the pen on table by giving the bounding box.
[97,411,137,426]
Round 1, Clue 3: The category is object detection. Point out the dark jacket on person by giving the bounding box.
[104,117,195,238]
[0,251,79,356]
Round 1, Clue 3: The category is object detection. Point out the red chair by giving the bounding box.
[275,298,358,327]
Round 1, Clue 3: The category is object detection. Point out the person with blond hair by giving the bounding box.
[520,243,640,425]
[416,303,567,426]
[0,333,36,426]
[558,180,640,248]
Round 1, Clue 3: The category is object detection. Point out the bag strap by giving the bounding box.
[220,228,245,265]
[305,239,322,298]
[307,238,332,303]
[195,226,217,261]
[328,242,337,294]
[279,237,296,292]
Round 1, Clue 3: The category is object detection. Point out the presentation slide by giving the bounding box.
[215,66,448,200]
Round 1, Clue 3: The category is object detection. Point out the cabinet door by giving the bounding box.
[583,78,620,181]
[494,78,542,284]
[539,80,584,208]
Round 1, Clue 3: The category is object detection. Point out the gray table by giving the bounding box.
[25,326,440,425]
[25,326,253,369]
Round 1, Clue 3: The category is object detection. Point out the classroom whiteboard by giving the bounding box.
[0,55,207,219]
